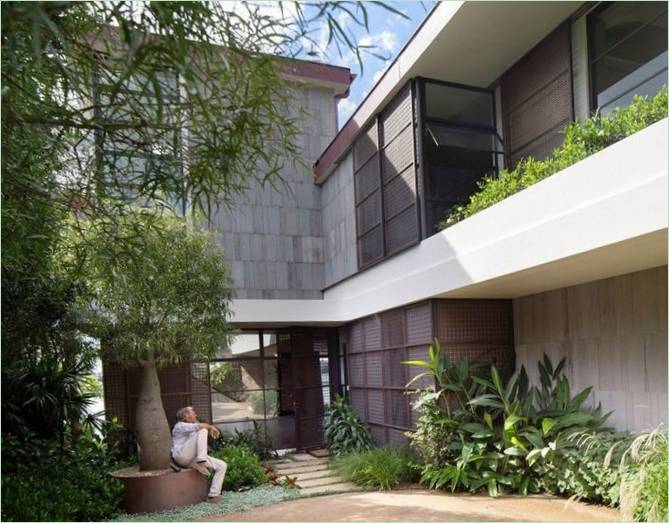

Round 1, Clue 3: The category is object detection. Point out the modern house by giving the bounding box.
[104,1,668,451]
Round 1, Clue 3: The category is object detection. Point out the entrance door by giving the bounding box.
[276,328,339,450]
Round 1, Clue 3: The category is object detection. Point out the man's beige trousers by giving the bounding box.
[173,429,227,497]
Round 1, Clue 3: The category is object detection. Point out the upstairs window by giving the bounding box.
[589,1,668,114]
[420,80,503,235]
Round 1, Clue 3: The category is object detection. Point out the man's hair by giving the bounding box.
[176,406,194,422]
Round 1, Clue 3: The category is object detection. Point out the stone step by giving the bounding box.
[297,475,347,489]
[275,463,330,475]
[291,453,321,462]
[291,469,338,481]
[299,481,363,496]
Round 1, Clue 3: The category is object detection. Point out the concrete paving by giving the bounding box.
[205,490,620,522]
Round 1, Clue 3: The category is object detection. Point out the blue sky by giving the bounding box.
[322,2,434,127]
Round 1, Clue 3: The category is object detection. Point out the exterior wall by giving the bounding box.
[514,266,668,432]
[210,86,337,299]
[346,298,514,446]
[571,14,590,121]
[322,152,357,287]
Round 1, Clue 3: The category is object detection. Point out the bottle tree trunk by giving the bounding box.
[136,356,171,470]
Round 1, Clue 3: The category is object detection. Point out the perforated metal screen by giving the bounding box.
[102,361,211,429]
[345,299,514,446]
[501,22,573,166]
[353,82,419,269]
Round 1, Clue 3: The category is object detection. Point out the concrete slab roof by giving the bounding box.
[313,1,584,183]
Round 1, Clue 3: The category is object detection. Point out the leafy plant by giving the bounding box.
[333,448,419,491]
[211,444,268,492]
[441,87,668,228]
[211,421,275,460]
[1,355,99,443]
[536,430,632,506]
[323,395,373,456]
[1,434,124,521]
[278,475,300,489]
[405,342,611,497]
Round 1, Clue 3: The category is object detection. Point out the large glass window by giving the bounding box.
[420,80,503,235]
[95,67,185,213]
[589,2,668,114]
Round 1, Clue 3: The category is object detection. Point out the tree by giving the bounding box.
[1,0,408,452]
[67,210,234,470]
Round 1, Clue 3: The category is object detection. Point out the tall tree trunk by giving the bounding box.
[136,356,171,470]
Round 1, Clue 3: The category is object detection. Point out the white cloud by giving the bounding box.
[337,97,358,126]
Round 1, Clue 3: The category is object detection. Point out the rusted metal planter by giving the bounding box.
[112,466,207,514]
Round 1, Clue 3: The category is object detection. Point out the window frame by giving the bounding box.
[587,1,668,114]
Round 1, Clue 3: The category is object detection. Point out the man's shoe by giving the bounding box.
[193,461,210,476]
[206,496,220,504]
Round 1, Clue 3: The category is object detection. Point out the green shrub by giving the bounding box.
[210,421,274,460]
[441,87,668,229]
[211,444,268,491]
[536,431,632,506]
[333,447,419,490]
[323,395,373,456]
[1,435,123,521]
[406,342,610,497]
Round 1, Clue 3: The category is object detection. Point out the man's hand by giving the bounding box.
[198,422,220,439]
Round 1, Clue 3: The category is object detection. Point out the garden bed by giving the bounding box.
[113,485,300,522]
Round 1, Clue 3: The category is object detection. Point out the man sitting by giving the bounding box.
[171,406,227,503]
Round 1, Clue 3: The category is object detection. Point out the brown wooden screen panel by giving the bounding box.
[353,82,420,270]
[345,298,514,447]
[501,22,573,166]
[434,299,515,379]
[380,84,418,256]
[354,121,384,268]
[103,361,212,431]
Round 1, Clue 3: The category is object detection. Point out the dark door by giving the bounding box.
[282,328,338,450]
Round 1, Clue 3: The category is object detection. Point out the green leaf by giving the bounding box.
[483,412,493,430]
[542,418,556,435]
[526,448,543,465]
[469,394,504,409]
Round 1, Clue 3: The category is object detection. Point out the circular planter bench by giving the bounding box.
[113,466,207,513]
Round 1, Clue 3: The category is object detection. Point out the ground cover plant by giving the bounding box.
[333,447,419,491]
[113,485,300,522]
[323,395,374,456]
[441,87,668,228]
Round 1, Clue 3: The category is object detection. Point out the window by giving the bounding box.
[420,79,503,235]
[589,2,668,114]
[95,66,185,213]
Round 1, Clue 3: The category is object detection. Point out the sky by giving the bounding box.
[319,2,434,127]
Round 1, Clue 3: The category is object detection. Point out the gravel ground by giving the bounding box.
[113,485,300,522]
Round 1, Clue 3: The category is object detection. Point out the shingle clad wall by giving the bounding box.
[321,152,357,287]
[209,86,337,299]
